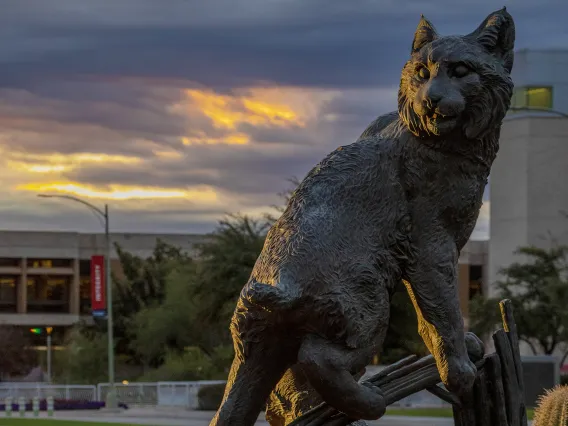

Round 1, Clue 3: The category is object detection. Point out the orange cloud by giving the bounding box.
[184,88,305,130]
[6,152,142,174]
[164,86,341,147]
[17,182,218,201]
[181,132,249,146]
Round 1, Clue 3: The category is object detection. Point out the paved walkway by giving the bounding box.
[7,408,455,426]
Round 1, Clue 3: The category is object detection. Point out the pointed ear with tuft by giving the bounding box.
[469,7,516,73]
[412,15,438,54]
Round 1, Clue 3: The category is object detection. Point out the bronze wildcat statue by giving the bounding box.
[211,8,515,426]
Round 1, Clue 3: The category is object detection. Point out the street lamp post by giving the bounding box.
[46,327,53,383]
[37,194,117,410]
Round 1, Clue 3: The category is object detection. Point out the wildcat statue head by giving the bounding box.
[399,8,515,140]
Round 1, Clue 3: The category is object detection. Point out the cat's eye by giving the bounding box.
[416,66,430,80]
[452,64,470,78]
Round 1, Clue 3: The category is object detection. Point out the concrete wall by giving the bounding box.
[490,116,568,295]
[0,231,207,260]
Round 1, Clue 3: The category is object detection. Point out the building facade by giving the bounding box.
[489,49,568,295]
[0,231,205,329]
[0,230,488,331]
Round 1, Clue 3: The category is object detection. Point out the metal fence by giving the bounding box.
[97,382,157,406]
[0,383,96,402]
[0,380,448,409]
[97,380,227,408]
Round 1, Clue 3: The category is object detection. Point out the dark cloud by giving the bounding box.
[1,0,565,235]
[0,1,565,92]
[63,144,324,197]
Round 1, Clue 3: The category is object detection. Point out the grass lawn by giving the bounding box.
[386,406,535,420]
[0,409,537,424]
[0,420,143,426]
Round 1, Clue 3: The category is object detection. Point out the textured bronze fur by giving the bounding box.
[210,8,515,426]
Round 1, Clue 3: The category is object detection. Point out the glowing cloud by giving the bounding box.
[152,149,183,160]
[181,132,249,146]
[6,152,142,174]
[184,88,305,130]
[17,182,218,201]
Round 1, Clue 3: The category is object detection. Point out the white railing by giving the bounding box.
[97,382,157,406]
[97,380,226,408]
[0,380,448,409]
[0,383,96,402]
[158,381,226,409]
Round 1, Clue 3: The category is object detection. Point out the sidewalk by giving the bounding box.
[10,407,456,426]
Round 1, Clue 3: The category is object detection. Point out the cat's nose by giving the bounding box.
[421,95,441,113]
[426,93,442,108]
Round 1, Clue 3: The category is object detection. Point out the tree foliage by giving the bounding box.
[54,325,109,384]
[128,214,269,374]
[0,326,36,379]
[112,240,192,356]
[470,245,568,364]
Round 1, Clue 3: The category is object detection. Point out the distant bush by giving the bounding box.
[197,383,226,411]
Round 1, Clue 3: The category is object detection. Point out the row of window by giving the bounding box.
[0,258,74,268]
[0,275,93,314]
[0,259,98,276]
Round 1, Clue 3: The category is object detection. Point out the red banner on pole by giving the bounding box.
[90,255,106,313]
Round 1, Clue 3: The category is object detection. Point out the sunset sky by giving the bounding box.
[1,0,565,238]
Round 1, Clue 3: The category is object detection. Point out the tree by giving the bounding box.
[191,214,270,337]
[128,214,270,377]
[112,239,193,357]
[52,325,109,384]
[470,245,568,364]
[379,285,427,363]
[0,326,36,379]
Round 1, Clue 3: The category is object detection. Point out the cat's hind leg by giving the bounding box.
[210,339,292,426]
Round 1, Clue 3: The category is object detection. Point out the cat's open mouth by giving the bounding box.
[426,112,458,135]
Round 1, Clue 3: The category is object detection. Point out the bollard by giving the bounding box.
[5,397,12,417]
[32,397,39,417]
[47,396,54,417]
[18,397,25,417]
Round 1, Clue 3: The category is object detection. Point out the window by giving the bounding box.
[526,87,553,109]
[0,276,17,312]
[79,260,93,314]
[0,258,20,267]
[511,86,553,110]
[27,259,72,268]
[27,275,70,313]
[469,265,483,300]
[79,260,91,276]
